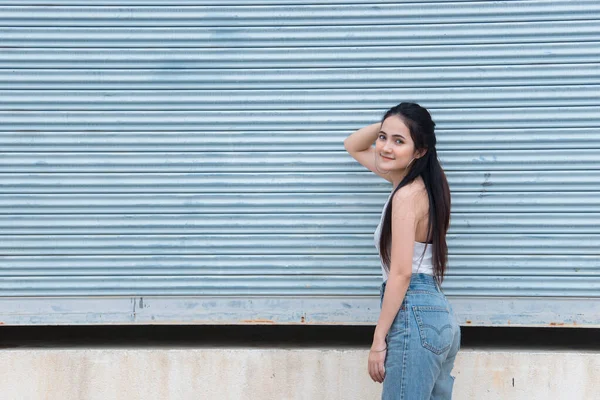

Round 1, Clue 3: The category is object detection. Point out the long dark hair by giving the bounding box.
[378,102,451,284]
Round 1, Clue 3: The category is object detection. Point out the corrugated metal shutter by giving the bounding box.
[1,1,599,326]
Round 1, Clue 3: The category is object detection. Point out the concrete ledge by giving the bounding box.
[2,296,600,327]
[0,347,598,399]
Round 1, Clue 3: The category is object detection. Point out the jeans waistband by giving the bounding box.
[381,273,441,293]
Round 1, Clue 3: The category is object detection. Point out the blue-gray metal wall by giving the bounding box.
[1,1,599,326]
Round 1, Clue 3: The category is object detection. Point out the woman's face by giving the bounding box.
[375,115,418,173]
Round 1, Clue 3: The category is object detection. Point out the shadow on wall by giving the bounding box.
[0,325,599,350]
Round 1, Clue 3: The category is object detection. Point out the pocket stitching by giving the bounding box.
[412,306,453,355]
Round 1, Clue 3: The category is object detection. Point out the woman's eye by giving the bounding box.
[396,140,403,144]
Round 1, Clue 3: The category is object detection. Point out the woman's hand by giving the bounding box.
[368,345,387,383]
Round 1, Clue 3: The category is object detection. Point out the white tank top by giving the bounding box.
[373,190,434,280]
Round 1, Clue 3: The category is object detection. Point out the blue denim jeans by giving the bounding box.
[379,273,461,399]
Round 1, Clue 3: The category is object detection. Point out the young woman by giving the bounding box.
[344,102,461,399]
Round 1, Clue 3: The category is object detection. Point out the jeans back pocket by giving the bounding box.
[412,306,454,355]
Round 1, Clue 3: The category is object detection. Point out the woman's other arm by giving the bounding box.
[344,122,393,183]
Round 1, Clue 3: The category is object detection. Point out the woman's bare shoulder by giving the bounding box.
[392,178,426,198]
[391,179,429,215]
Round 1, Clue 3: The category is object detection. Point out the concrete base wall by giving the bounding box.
[0,347,598,400]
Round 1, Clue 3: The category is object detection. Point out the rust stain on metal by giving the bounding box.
[300,315,306,323]
[549,322,565,326]
[465,320,472,324]
[241,319,275,324]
